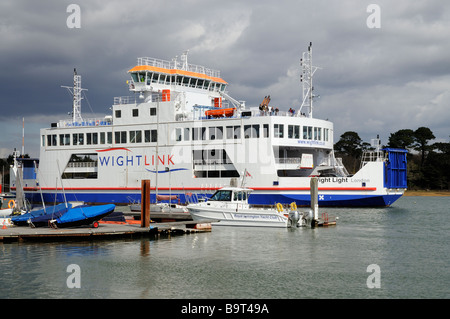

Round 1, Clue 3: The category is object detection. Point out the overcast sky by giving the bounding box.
[1,0,449,158]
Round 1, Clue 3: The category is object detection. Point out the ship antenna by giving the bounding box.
[299,42,320,118]
[61,68,88,123]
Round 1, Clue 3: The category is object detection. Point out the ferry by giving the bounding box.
[11,44,407,207]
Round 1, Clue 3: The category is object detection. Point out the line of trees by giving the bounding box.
[334,127,450,190]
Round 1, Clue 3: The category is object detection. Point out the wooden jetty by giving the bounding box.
[0,180,215,243]
[0,220,214,243]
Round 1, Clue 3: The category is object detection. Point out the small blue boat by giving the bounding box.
[49,204,115,228]
[11,203,71,226]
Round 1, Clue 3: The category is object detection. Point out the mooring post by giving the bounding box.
[310,177,319,228]
[141,180,151,228]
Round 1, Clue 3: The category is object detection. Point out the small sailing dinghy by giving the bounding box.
[11,203,71,226]
[29,204,115,228]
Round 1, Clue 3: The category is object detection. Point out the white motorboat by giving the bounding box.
[187,187,308,228]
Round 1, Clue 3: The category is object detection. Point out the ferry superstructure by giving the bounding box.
[12,44,407,207]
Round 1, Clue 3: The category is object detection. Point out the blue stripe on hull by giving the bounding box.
[248,193,403,207]
[25,191,403,207]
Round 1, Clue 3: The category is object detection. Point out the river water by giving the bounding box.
[1,196,448,300]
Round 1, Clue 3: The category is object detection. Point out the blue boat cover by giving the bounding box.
[11,203,71,223]
[55,204,115,224]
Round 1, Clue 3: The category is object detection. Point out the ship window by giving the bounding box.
[42,135,45,147]
[146,72,153,85]
[59,134,70,146]
[100,132,106,144]
[47,134,57,146]
[130,130,142,143]
[209,126,223,140]
[86,133,98,145]
[131,73,138,83]
[159,74,166,84]
[73,133,84,145]
[107,132,112,144]
[288,125,300,139]
[184,128,190,141]
[115,110,121,118]
[144,129,157,143]
[274,124,284,138]
[175,128,182,142]
[132,109,139,117]
[192,127,206,141]
[115,131,127,144]
[314,127,321,140]
[234,191,247,201]
[151,73,159,83]
[226,125,241,139]
[138,73,145,82]
[303,126,312,140]
[150,108,156,116]
[204,80,210,90]
[263,124,269,138]
[244,125,259,138]
[324,128,329,142]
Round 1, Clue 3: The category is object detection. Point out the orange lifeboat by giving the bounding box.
[205,107,235,118]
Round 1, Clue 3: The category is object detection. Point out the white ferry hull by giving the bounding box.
[11,49,408,208]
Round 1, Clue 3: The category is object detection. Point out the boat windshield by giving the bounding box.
[209,190,232,202]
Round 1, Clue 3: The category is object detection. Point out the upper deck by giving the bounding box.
[128,53,227,95]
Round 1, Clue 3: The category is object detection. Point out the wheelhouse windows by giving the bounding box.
[209,190,232,201]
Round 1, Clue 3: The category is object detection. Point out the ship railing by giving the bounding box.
[66,162,98,168]
[275,158,302,164]
[193,159,234,165]
[58,118,112,128]
[360,150,386,169]
[114,96,137,105]
[137,57,221,78]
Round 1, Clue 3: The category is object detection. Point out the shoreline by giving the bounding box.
[403,190,450,197]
